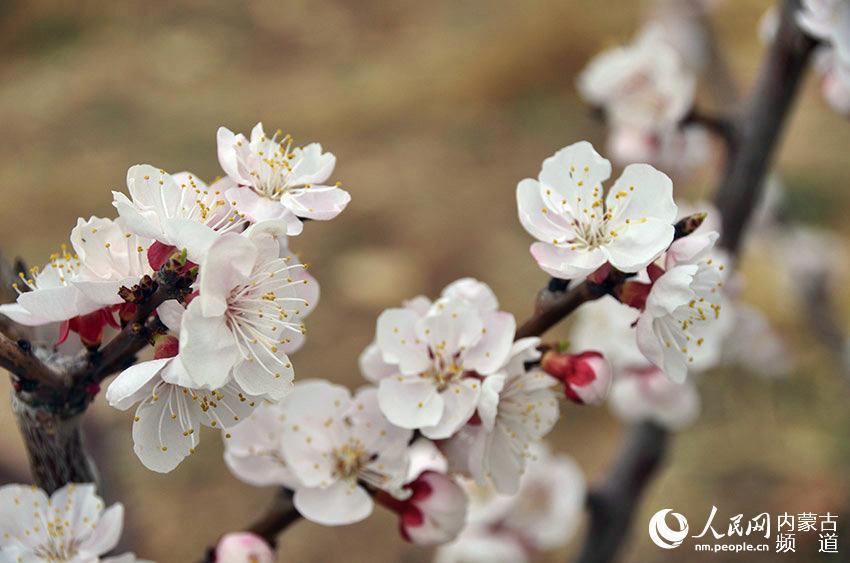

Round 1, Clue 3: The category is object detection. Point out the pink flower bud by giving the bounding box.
[379,471,467,546]
[153,334,179,359]
[215,532,274,563]
[542,350,613,405]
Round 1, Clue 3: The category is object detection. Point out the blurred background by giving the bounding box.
[0,0,849,561]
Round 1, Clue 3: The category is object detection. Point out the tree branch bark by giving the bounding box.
[577,422,669,563]
[11,394,97,494]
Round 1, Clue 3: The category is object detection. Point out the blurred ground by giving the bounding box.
[1,0,849,561]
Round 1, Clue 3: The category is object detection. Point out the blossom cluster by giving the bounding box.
[224,277,568,540]
[0,123,347,472]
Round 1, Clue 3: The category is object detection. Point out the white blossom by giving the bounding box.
[570,295,647,372]
[607,124,710,176]
[436,446,585,562]
[443,339,559,495]
[797,1,850,115]
[577,28,696,130]
[217,123,350,235]
[797,0,850,59]
[609,366,701,430]
[177,225,317,397]
[0,483,147,562]
[106,300,262,473]
[434,529,528,563]
[636,231,726,381]
[223,400,300,488]
[278,381,412,526]
[517,141,677,279]
[113,166,247,264]
[362,279,515,439]
[721,303,792,378]
[0,217,152,327]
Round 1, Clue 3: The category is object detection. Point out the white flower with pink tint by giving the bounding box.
[607,124,710,176]
[570,295,647,372]
[215,532,274,563]
[517,142,677,279]
[278,381,411,526]
[0,217,152,327]
[113,166,247,264]
[577,28,696,130]
[636,231,726,381]
[178,227,316,397]
[435,528,529,563]
[797,1,850,115]
[444,339,559,494]
[217,123,350,235]
[367,287,515,439]
[0,483,148,562]
[814,49,850,115]
[609,366,701,430]
[69,216,153,307]
[797,0,850,56]
[223,400,300,488]
[107,300,262,473]
[436,446,585,561]
[722,303,792,378]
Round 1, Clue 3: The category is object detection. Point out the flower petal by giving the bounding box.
[529,242,607,280]
[293,482,373,526]
[378,376,444,429]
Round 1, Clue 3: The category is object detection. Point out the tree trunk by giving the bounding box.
[12,394,98,493]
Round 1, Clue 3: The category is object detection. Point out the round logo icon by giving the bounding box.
[648,509,689,549]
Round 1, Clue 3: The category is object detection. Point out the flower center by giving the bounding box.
[249,131,302,199]
[223,258,310,374]
[421,348,464,391]
[33,519,79,561]
[333,440,370,481]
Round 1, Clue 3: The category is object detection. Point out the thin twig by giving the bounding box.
[682,108,736,145]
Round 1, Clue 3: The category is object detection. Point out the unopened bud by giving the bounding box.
[377,471,467,546]
[215,532,274,563]
[542,350,613,405]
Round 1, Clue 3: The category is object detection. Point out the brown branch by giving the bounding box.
[76,278,175,385]
[577,422,669,563]
[682,107,736,145]
[515,281,603,340]
[0,331,64,390]
[713,0,816,255]
[576,2,816,562]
